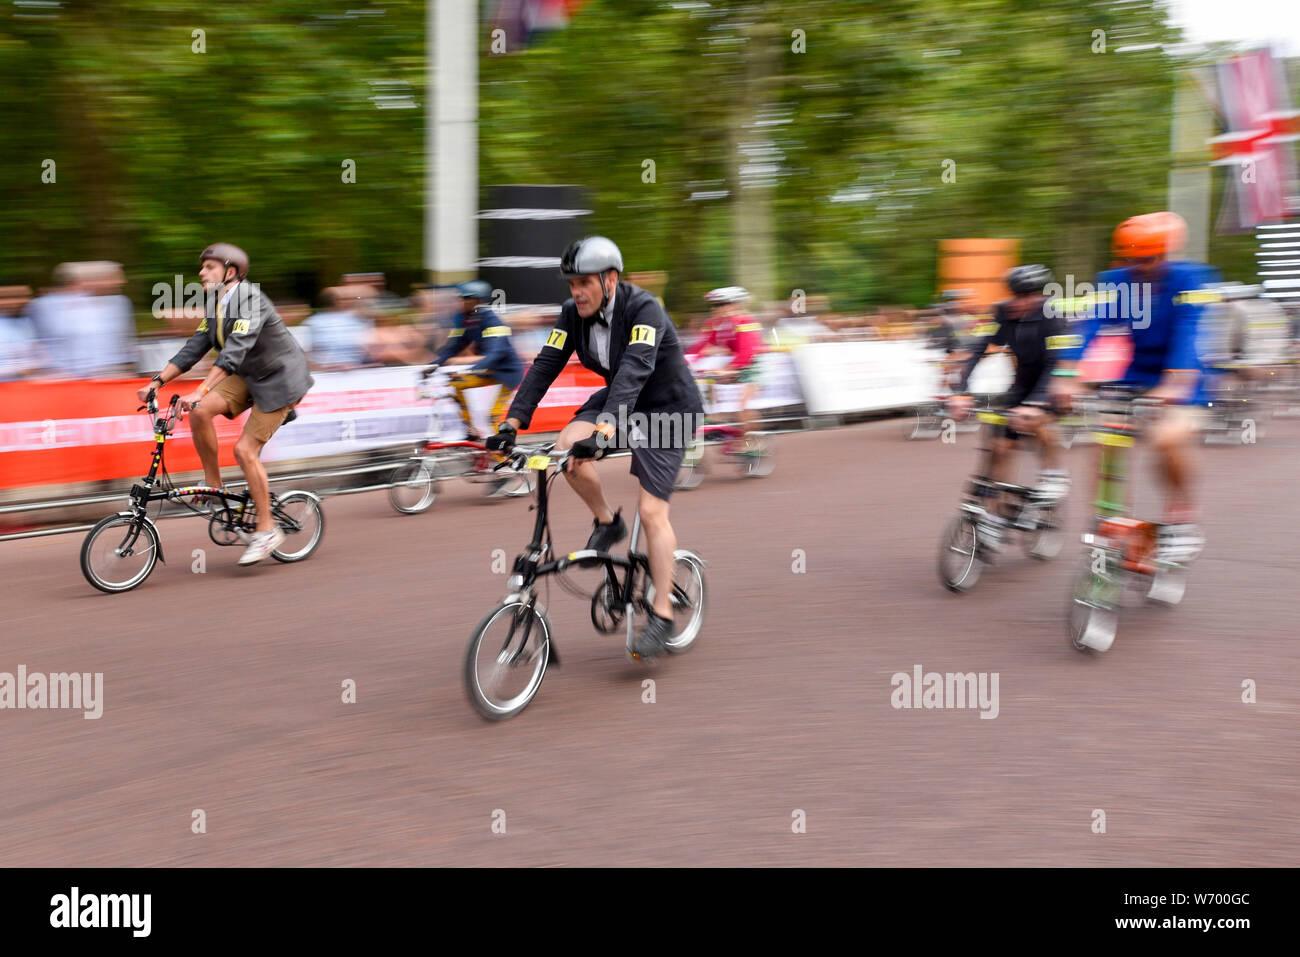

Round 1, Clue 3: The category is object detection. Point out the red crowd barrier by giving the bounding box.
[0,361,608,491]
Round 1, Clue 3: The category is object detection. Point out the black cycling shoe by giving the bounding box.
[629,611,673,662]
[585,509,627,552]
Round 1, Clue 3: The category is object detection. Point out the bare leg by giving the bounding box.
[738,383,759,436]
[234,432,274,532]
[189,394,232,489]
[557,420,615,525]
[1150,411,1199,522]
[638,488,676,619]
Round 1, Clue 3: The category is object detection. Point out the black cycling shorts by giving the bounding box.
[570,391,691,502]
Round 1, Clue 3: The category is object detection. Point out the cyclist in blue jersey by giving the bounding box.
[1051,211,1220,563]
[424,280,523,443]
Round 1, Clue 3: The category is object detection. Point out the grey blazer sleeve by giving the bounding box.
[167,323,214,373]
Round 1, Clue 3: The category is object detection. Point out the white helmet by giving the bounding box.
[704,286,750,304]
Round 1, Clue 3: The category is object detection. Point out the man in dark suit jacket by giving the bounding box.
[138,243,315,565]
[488,236,705,662]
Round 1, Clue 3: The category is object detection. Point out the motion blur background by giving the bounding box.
[2,0,1296,359]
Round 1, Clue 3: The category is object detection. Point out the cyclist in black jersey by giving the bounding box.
[948,266,1074,533]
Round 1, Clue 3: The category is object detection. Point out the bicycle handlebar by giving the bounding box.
[496,442,576,472]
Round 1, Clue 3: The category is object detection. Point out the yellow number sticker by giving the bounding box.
[629,324,657,346]
[1095,432,1135,447]
[481,325,511,337]
[1046,334,1082,350]
[232,319,251,334]
[196,319,208,332]
[526,455,551,470]
[544,328,567,350]
[976,411,1007,425]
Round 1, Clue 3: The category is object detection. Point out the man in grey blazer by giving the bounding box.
[138,243,315,565]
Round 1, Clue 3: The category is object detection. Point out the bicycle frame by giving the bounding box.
[960,409,1039,521]
[1081,391,1162,575]
[120,392,306,549]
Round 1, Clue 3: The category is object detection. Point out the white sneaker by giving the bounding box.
[976,516,1006,552]
[1032,472,1070,504]
[1157,524,1204,564]
[238,528,286,565]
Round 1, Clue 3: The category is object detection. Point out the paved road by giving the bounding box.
[2,417,1296,866]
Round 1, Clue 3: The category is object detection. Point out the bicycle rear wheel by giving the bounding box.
[272,492,325,562]
[389,459,437,514]
[742,437,775,477]
[674,440,705,490]
[80,514,160,593]
[464,599,551,720]
[1024,502,1066,560]
[938,512,983,592]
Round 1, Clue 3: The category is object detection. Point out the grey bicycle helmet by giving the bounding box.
[199,242,249,280]
[559,236,623,279]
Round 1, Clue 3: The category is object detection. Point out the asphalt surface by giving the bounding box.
[2,415,1297,866]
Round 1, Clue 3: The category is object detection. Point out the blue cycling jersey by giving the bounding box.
[435,307,524,389]
[1067,260,1221,405]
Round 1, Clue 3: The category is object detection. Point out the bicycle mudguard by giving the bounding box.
[114,511,165,564]
[673,548,708,569]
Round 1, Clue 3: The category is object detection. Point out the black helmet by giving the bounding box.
[200,242,249,280]
[559,236,623,279]
[1007,264,1053,295]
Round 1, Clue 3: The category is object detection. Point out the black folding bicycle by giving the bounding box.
[79,390,325,593]
[463,441,708,721]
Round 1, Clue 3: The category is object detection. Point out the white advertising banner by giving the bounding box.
[792,341,1014,415]
[261,366,515,462]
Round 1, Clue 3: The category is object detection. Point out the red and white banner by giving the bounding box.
[0,362,605,491]
[1209,49,1300,229]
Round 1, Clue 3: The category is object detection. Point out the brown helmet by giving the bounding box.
[199,242,250,280]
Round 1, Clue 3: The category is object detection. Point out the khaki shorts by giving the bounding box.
[213,375,293,443]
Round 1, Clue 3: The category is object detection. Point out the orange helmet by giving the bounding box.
[1112,212,1187,260]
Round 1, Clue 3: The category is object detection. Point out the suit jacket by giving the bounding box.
[507,281,703,430]
[168,280,314,410]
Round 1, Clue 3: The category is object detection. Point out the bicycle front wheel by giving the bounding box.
[389,459,437,514]
[938,513,982,592]
[661,552,707,653]
[272,492,325,562]
[464,600,551,721]
[80,514,160,593]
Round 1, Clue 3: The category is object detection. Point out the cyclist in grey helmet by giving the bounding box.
[487,236,705,662]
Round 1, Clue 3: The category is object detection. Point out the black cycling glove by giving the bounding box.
[484,423,517,452]
[568,433,608,461]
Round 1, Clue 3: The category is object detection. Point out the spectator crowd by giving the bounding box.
[1,261,993,384]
